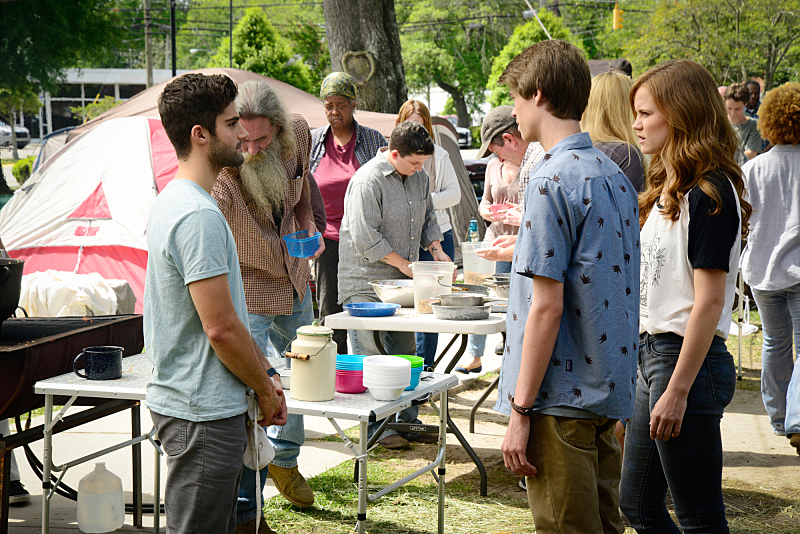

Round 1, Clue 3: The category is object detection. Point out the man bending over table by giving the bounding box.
[338,121,450,450]
[145,73,286,534]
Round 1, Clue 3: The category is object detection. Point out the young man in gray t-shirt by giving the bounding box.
[145,73,286,534]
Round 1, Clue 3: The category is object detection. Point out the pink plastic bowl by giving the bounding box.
[490,203,511,217]
[336,370,367,394]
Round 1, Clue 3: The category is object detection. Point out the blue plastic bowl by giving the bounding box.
[283,231,321,258]
[336,354,368,370]
[405,367,423,391]
[343,302,400,317]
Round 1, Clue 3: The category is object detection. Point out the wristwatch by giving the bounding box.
[508,393,535,416]
[267,367,280,378]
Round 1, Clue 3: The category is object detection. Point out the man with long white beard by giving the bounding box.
[213,80,324,534]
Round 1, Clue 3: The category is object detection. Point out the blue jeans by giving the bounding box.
[237,287,312,525]
[467,259,511,359]
[620,333,735,534]
[344,294,421,440]
[415,230,455,368]
[752,284,800,437]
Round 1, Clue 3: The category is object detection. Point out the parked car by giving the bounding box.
[462,156,490,200]
[0,120,30,149]
[442,115,472,149]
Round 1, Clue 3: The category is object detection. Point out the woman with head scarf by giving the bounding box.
[310,72,388,353]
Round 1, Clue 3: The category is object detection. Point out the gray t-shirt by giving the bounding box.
[144,179,249,422]
[732,118,763,156]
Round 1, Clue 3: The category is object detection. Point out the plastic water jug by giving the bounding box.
[77,462,124,533]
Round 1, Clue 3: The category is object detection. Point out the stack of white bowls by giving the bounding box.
[362,355,411,400]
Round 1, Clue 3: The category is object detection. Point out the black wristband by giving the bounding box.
[508,393,535,416]
[267,367,280,378]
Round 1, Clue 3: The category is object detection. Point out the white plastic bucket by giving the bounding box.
[461,242,495,285]
[411,261,455,314]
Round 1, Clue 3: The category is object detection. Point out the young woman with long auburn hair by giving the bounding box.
[619,59,752,534]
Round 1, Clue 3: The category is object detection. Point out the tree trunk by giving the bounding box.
[9,111,19,160]
[323,0,407,114]
[436,80,470,127]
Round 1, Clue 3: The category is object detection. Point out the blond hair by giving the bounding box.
[396,100,433,135]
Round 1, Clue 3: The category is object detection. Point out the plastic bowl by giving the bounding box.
[490,203,511,217]
[363,355,412,370]
[391,355,424,368]
[368,386,406,401]
[343,302,401,317]
[336,354,368,369]
[335,371,367,394]
[283,230,321,258]
[405,368,422,391]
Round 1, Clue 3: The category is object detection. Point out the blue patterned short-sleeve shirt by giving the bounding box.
[495,133,640,420]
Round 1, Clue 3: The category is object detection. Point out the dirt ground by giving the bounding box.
[398,375,800,520]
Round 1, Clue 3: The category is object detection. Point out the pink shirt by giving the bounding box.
[314,132,360,241]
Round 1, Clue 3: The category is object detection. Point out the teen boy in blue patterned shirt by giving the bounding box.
[494,40,640,534]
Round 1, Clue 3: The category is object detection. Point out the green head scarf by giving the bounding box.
[320,72,357,101]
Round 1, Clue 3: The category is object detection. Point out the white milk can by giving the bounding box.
[77,462,124,533]
[285,322,337,401]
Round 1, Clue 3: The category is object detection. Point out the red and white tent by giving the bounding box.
[0,117,179,313]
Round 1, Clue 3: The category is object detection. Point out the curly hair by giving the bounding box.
[631,60,751,239]
[757,82,800,145]
[723,82,749,104]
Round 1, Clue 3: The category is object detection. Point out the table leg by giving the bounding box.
[447,412,487,497]
[432,334,459,370]
[1,440,9,534]
[437,391,447,534]
[357,422,368,534]
[42,394,52,534]
[442,334,469,374]
[131,405,142,527]
[469,375,500,433]
[153,444,161,534]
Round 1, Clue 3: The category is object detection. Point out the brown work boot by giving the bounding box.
[378,434,410,449]
[267,464,314,508]
[789,433,800,455]
[235,516,277,534]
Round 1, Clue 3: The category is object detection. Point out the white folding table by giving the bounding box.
[324,309,507,496]
[35,353,458,534]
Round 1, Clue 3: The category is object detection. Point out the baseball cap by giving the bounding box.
[477,106,517,159]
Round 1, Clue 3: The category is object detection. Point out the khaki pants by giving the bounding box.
[524,413,624,534]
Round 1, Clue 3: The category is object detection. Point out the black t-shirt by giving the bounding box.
[686,172,740,272]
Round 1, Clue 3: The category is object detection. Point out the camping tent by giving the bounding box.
[68,68,399,142]
[0,117,178,313]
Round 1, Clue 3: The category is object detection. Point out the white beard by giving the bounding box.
[239,139,287,220]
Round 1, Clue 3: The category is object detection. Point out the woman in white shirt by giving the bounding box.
[396,100,461,368]
[621,59,751,533]
[740,82,800,455]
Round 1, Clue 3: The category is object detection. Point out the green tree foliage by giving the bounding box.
[398,1,528,127]
[624,0,800,89]
[70,97,122,123]
[208,8,315,93]
[0,84,42,160]
[487,14,585,108]
[0,0,119,92]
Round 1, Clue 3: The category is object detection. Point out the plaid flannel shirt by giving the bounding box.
[212,113,312,316]
[518,141,546,208]
[309,120,388,173]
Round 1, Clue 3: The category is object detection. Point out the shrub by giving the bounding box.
[470,126,482,149]
[12,155,35,185]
